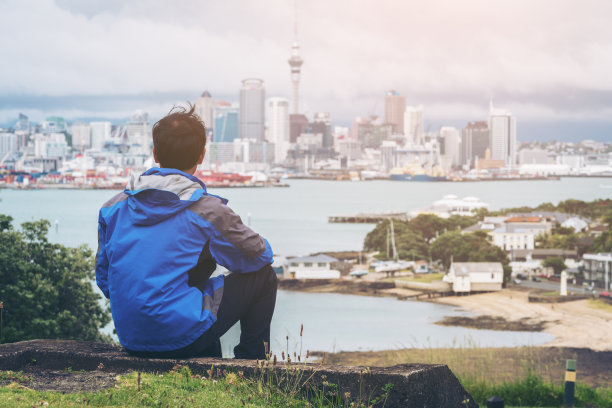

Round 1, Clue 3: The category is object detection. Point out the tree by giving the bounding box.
[542,256,567,275]
[0,215,111,344]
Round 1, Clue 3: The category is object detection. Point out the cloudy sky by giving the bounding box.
[1,0,612,141]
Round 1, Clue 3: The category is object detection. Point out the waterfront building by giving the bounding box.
[213,106,239,143]
[126,110,151,155]
[351,116,392,149]
[90,121,111,150]
[290,114,309,143]
[404,105,424,145]
[337,139,361,161]
[333,126,350,150]
[268,97,290,163]
[311,112,333,148]
[41,116,66,133]
[14,113,30,134]
[204,142,235,168]
[519,148,551,165]
[239,78,265,142]
[195,90,214,137]
[392,142,441,169]
[443,262,503,293]
[440,126,460,168]
[518,163,571,176]
[0,133,17,159]
[385,90,406,134]
[582,253,612,290]
[461,121,489,168]
[557,154,585,168]
[381,140,398,171]
[34,133,68,158]
[232,138,275,164]
[71,122,91,151]
[489,101,517,167]
[285,254,340,279]
[296,133,323,150]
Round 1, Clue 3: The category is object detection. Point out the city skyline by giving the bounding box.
[1,0,612,141]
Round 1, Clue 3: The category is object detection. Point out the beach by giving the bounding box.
[433,287,612,351]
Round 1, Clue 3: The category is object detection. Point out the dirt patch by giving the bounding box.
[436,315,549,332]
[1,369,125,393]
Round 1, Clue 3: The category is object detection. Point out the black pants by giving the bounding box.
[128,265,278,360]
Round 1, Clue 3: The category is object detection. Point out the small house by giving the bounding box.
[443,262,504,293]
[285,254,341,279]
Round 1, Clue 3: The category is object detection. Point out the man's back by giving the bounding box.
[96,167,273,352]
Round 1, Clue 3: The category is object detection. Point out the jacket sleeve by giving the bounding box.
[204,202,273,274]
[95,212,110,299]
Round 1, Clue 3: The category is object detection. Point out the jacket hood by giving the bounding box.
[124,167,225,226]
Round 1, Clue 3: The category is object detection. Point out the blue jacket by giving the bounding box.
[95,167,273,352]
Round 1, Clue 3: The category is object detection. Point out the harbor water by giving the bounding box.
[1,177,609,355]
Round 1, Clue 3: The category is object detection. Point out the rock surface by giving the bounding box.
[0,340,477,407]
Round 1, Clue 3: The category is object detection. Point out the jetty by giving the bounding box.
[328,212,409,223]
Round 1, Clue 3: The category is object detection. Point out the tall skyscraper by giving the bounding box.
[440,126,460,167]
[404,105,424,145]
[239,78,265,141]
[0,133,17,156]
[90,121,111,150]
[15,113,30,134]
[489,100,517,167]
[127,110,151,155]
[214,107,239,143]
[71,122,91,151]
[461,121,489,167]
[311,112,333,148]
[268,97,290,163]
[385,90,406,134]
[195,90,214,137]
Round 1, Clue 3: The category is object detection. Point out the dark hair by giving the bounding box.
[152,103,206,170]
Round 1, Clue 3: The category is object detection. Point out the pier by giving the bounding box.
[328,212,409,223]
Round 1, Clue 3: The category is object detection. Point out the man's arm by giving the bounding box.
[95,212,110,299]
[188,197,273,273]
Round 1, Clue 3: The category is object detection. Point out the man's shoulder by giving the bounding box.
[101,191,129,209]
[187,194,231,217]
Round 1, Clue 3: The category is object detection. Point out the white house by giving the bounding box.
[490,229,536,250]
[561,217,588,232]
[285,254,341,279]
[443,262,504,293]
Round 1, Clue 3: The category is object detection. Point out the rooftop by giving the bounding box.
[288,254,339,263]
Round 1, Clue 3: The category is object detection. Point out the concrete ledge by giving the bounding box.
[0,340,477,407]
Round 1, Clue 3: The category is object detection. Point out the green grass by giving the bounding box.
[0,368,315,408]
[539,291,560,297]
[588,298,612,313]
[3,368,610,408]
[464,373,612,408]
[0,364,393,408]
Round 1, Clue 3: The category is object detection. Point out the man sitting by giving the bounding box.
[95,104,277,359]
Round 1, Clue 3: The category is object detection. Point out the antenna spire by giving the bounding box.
[294,0,298,40]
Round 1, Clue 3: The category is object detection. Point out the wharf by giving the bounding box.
[328,212,409,223]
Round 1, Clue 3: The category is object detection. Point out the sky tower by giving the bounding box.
[288,5,303,115]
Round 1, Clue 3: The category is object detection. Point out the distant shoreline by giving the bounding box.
[279,280,612,351]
